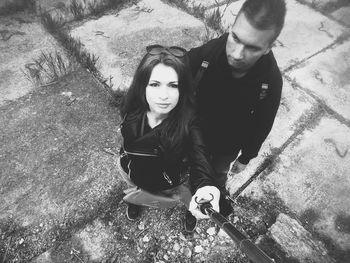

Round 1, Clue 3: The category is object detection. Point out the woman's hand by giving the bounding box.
[189,186,220,219]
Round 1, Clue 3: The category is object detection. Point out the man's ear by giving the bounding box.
[263,45,272,55]
[264,37,279,54]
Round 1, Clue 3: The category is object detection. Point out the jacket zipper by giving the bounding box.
[162,172,173,186]
[124,149,173,186]
[124,149,157,157]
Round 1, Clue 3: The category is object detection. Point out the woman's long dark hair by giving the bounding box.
[120,50,195,153]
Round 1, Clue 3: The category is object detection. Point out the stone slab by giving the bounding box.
[332,6,350,26]
[270,213,334,263]
[69,0,206,91]
[274,0,347,70]
[0,13,68,106]
[239,116,350,253]
[226,79,317,195]
[301,0,344,11]
[0,0,34,11]
[0,0,10,8]
[288,41,350,120]
[0,0,21,9]
[211,0,347,70]
[0,69,122,261]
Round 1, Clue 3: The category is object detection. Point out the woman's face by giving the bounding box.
[146,63,179,119]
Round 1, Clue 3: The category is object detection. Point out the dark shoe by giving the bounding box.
[219,197,233,218]
[126,203,141,221]
[184,210,197,233]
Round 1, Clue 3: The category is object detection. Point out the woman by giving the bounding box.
[117,45,221,232]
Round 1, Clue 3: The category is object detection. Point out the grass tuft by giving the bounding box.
[88,0,109,17]
[38,0,141,105]
[41,12,99,75]
[70,0,85,20]
[191,3,206,20]
[86,0,134,18]
[40,9,129,105]
[161,0,226,42]
[198,24,221,43]
[206,7,224,34]
[41,12,65,32]
[23,51,77,85]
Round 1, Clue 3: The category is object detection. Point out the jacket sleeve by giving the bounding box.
[238,68,283,164]
[188,119,217,193]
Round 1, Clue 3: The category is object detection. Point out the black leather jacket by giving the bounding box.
[119,111,215,193]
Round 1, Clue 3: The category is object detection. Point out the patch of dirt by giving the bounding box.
[40,202,250,263]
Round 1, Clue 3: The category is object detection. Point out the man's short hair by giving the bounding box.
[239,0,286,41]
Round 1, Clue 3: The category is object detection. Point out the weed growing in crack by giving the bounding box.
[162,0,205,20]
[87,0,106,17]
[41,12,65,32]
[161,0,226,42]
[41,12,99,75]
[198,24,221,43]
[206,7,225,34]
[107,0,131,9]
[23,51,77,86]
[191,3,206,20]
[40,11,126,105]
[87,0,135,17]
[164,0,189,11]
[70,0,85,20]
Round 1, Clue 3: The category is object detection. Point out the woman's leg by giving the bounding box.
[163,181,197,233]
[116,156,142,220]
[116,156,137,189]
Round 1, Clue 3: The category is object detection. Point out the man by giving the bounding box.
[188,0,287,219]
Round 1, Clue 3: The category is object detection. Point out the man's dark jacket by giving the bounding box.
[187,33,283,164]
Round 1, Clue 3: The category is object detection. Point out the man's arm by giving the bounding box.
[239,66,283,164]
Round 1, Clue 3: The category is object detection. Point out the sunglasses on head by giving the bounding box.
[146,44,187,57]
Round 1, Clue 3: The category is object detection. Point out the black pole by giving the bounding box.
[199,202,275,263]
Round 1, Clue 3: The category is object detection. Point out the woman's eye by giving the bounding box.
[231,33,239,43]
[169,83,178,88]
[149,82,159,87]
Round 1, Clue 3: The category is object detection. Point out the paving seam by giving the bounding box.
[282,33,350,74]
[283,74,350,127]
[230,103,326,200]
[295,0,350,29]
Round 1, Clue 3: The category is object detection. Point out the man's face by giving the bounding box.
[226,12,276,77]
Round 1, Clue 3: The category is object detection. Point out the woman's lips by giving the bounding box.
[156,103,170,108]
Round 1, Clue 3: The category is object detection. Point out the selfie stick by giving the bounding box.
[196,198,275,263]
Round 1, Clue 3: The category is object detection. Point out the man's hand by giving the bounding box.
[189,186,220,219]
[226,159,247,192]
[227,159,247,177]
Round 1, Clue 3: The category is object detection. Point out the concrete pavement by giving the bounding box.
[0,0,349,262]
